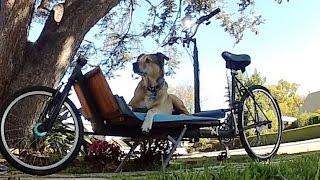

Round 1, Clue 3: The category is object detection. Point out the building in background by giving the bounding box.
[282,116,297,129]
[300,91,320,113]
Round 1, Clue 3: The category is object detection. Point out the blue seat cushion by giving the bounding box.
[134,111,224,123]
[193,109,225,119]
[114,95,223,127]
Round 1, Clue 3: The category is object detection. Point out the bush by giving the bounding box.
[307,114,320,125]
[86,139,122,165]
[296,113,312,127]
[294,110,320,128]
[136,139,172,165]
[263,124,320,143]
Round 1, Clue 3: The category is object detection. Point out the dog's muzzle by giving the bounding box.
[133,62,142,75]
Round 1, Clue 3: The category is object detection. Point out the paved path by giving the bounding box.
[181,138,320,158]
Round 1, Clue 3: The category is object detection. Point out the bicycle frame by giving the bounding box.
[225,70,273,136]
[0,7,282,175]
[37,57,88,133]
[36,57,264,139]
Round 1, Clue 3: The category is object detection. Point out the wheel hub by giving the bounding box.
[33,123,47,139]
[256,115,268,133]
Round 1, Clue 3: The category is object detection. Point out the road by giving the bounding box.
[180,138,320,158]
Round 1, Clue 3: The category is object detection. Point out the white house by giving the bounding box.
[300,91,320,113]
[282,116,297,128]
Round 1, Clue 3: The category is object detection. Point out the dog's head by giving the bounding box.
[133,53,169,78]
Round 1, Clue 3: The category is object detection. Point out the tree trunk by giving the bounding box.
[0,0,36,103]
[0,0,119,107]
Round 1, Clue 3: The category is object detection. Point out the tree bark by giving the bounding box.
[0,0,119,106]
[0,0,36,102]
[0,0,16,29]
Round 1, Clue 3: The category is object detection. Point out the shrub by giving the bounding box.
[137,139,172,165]
[86,139,122,165]
[296,113,312,127]
[296,109,320,128]
[306,110,320,125]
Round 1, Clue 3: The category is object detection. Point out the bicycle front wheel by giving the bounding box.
[238,85,282,161]
[0,86,83,175]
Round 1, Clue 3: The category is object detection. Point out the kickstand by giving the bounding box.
[115,141,140,173]
[162,125,187,170]
[217,143,230,161]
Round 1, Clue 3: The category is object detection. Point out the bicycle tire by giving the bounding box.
[238,85,282,161]
[0,86,83,175]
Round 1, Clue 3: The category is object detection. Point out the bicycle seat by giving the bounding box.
[222,51,251,72]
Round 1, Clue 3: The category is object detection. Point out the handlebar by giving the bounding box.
[196,8,221,25]
[162,37,180,47]
[162,8,220,47]
[69,56,87,81]
[76,56,88,67]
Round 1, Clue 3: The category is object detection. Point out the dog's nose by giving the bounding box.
[133,62,140,74]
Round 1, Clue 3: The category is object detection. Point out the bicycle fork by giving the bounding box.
[35,84,72,137]
[36,58,86,135]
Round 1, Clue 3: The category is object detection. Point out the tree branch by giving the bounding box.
[33,0,119,83]
[104,0,134,65]
[36,0,118,49]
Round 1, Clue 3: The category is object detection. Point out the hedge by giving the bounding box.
[281,123,320,143]
[197,124,320,152]
[247,123,320,145]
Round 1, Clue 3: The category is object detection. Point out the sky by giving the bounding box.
[29,0,320,111]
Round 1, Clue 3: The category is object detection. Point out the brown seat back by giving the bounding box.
[74,67,121,121]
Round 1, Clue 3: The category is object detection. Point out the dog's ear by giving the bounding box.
[137,54,145,61]
[155,52,169,67]
[156,52,169,61]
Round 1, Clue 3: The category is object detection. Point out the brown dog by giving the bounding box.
[129,53,190,133]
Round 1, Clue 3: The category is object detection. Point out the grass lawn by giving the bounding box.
[1,151,319,179]
[141,151,320,180]
[57,151,320,180]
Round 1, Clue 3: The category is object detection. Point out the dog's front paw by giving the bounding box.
[141,120,152,134]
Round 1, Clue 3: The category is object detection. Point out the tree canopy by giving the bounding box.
[243,70,304,117]
[169,84,194,113]
[0,0,289,105]
[240,69,267,87]
[269,80,305,117]
[28,0,289,77]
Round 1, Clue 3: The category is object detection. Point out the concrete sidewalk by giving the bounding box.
[180,138,320,158]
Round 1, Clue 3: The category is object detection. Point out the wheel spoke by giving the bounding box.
[239,86,282,161]
[0,88,82,175]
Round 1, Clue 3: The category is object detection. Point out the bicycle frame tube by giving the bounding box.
[229,70,240,135]
[192,38,201,113]
[39,58,87,132]
[230,71,247,104]
[230,70,237,105]
[233,74,272,129]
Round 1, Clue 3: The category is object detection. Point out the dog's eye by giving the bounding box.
[145,59,150,63]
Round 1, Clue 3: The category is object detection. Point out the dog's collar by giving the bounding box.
[146,78,165,99]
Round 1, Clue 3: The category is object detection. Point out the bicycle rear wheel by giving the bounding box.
[238,85,282,161]
[0,86,83,175]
